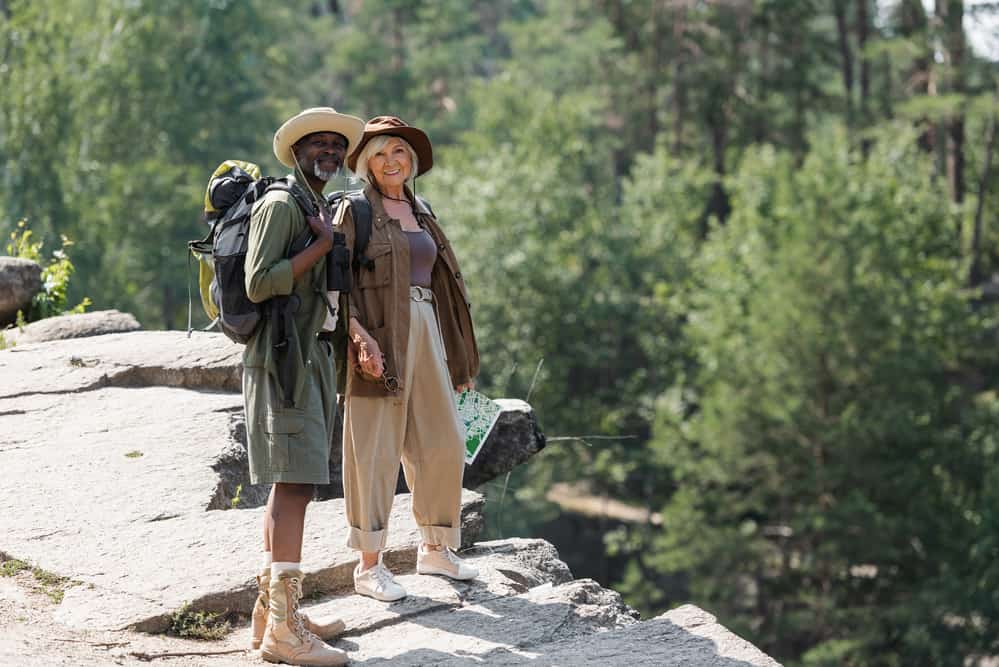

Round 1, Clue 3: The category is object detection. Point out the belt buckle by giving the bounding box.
[412,286,432,302]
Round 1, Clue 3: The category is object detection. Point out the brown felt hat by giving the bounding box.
[346,116,434,176]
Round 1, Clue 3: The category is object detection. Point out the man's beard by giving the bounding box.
[314,160,340,182]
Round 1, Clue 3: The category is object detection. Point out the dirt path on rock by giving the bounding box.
[0,574,254,666]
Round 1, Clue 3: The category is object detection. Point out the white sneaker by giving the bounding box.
[417,545,478,581]
[353,555,406,602]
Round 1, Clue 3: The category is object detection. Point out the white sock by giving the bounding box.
[262,552,273,570]
[271,561,300,577]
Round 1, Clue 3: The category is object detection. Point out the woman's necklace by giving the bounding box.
[378,187,411,206]
[381,191,420,230]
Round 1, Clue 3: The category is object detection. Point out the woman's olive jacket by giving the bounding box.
[334,184,479,398]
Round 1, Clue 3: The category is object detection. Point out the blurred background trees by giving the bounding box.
[3,1,999,663]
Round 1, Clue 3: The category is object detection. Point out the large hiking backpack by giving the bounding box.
[188,160,318,343]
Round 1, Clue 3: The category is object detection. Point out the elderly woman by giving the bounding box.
[334,116,479,601]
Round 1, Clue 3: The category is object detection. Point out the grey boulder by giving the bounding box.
[0,257,42,326]
[463,398,546,489]
[5,309,142,344]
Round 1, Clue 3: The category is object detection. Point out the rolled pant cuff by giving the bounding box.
[419,525,461,549]
[346,527,387,553]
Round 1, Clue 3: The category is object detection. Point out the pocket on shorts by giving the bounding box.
[263,407,305,472]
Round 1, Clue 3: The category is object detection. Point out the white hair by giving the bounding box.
[352,134,419,187]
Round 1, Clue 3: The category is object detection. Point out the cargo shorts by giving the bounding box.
[243,340,337,485]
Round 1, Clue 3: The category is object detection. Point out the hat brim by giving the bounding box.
[347,126,434,177]
[273,109,365,168]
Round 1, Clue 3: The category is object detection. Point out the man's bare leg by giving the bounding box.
[253,483,344,650]
[263,484,275,552]
[270,483,313,562]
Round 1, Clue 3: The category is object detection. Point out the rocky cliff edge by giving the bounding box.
[0,331,779,665]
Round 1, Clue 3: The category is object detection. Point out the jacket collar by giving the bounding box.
[363,183,433,225]
[285,171,331,217]
[288,169,327,202]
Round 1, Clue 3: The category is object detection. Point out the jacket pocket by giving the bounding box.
[358,243,392,289]
[262,407,305,472]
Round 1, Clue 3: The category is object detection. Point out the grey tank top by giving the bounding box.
[406,228,437,287]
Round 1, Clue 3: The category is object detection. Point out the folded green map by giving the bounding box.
[455,389,503,464]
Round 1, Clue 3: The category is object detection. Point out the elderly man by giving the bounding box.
[243,107,363,667]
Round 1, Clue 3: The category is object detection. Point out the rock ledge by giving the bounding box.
[0,332,780,665]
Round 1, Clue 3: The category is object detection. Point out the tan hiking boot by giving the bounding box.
[260,570,348,666]
[416,544,478,581]
[251,568,346,650]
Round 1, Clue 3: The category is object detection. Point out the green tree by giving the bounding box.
[641,125,999,664]
[1,0,307,328]
[425,7,655,517]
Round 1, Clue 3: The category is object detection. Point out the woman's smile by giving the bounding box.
[368,136,414,195]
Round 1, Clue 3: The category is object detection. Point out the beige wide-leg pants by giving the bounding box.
[342,287,466,552]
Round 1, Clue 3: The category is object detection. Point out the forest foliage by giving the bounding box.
[3,1,999,664]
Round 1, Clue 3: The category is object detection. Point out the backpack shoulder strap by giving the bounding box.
[264,178,318,218]
[347,191,374,272]
[263,179,319,256]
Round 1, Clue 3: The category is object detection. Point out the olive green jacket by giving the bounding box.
[243,175,331,408]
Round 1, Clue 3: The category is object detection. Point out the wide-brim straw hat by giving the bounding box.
[346,115,434,176]
[272,107,365,168]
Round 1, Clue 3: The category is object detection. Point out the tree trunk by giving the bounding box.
[897,0,933,152]
[834,0,855,127]
[857,0,871,156]
[941,0,966,205]
[791,27,808,159]
[970,113,997,286]
[950,115,966,205]
[754,12,770,144]
[671,3,688,154]
[645,0,662,146]
[702,113,731,235]
[310,1,337,17]
[879,53,893,120]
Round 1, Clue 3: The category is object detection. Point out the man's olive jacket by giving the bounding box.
[243,175,330,408]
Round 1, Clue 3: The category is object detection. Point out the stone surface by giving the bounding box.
[303,538,577,636]
[0,383,484,633]
[410,603,782,666]
[0,330,781,665]
[338,578,639,665]
[48,492,484,634]
[0,538,781,666]
[0,381,482,630]
[0,330,243,397]
[6,309,141,344]
[317,578,779,665]
[1,332,545,496]
[0,256,42,326]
